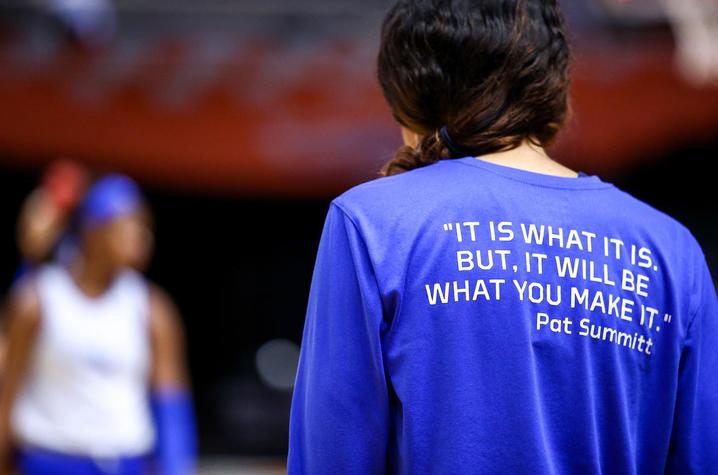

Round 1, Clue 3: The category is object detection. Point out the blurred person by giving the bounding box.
[289,0,718,473]
[0,175,196,475]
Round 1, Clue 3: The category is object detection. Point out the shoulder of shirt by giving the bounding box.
[330,163,706,257]
[611,186,702,249]
[31,263,66,291]
[330,162,447,221]
[610,186,710,306]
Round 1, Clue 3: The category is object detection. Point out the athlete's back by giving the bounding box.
[288,157,718,474]
[289,0,717,472]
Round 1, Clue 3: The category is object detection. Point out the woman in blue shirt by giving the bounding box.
[289,1,718,473]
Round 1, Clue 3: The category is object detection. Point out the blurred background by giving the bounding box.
[0,0,716,473]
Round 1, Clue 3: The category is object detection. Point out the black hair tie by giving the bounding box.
[440,103,509,158]
[439,126,466,158]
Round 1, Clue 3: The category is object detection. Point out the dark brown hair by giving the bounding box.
[377,0,571,176]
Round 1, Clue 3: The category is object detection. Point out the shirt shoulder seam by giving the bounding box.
[448,160,616,191]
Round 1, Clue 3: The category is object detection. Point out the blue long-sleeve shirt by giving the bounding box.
[288,156,718,474]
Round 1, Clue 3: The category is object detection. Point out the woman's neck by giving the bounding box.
[475,140,579,178]
[70,254,117,298]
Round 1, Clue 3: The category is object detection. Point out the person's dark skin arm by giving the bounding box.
[0,284,41,475]
[148,285,189,392]
[148,285,197,475]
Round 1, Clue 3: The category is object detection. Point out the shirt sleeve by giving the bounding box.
[288,201,390,475]
[666,252,718,473]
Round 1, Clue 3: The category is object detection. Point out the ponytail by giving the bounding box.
[379,134,444,177]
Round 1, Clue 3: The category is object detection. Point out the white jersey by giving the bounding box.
[12,264,155,457]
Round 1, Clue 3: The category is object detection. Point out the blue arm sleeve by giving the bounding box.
[666,255,718,473]
[288,202,391,475]
[150,388,198,475]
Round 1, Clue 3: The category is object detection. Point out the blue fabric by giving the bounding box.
[150,389,197,475]
[17,447,146,475]
[12,261,31,284]
[288,156,718,474]
[78,174,142,229]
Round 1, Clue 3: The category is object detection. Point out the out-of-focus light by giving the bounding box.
[255,339,300,392]
[46,0,117,47]
[663,0,718,86]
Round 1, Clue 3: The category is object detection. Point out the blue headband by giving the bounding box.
[78,174,143,228]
